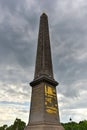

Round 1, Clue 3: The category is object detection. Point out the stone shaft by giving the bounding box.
[34,13,53,79]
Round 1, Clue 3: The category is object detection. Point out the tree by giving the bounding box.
[5,118,26,130]
[79,120,87,130]
[62,121,79,130]
[0,125,8,130]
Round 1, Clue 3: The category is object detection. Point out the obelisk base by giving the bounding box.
[24,124,64,130]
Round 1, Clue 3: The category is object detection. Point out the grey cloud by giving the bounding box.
[0,0,24,14]
[35,0,58,13]
[49,2,87,99]
[0,0,40,70]
[0,16,36,68]
[19,110,29,113]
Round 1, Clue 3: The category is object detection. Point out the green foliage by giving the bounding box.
[79,120,87,130]
[62,120,87,130]
[0,118,26,130]
[0,125,8,130]
[62,122,79,130]
[13,118,26,130]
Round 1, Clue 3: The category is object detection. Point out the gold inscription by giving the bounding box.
[45,85,58,114]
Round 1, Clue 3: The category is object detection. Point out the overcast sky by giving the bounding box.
[0,0,87,126]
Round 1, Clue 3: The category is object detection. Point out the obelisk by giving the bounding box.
[24,13,64,130]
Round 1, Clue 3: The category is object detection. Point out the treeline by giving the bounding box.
[62,120,87,130]
[0,118,87,130]
[0,119,25,130]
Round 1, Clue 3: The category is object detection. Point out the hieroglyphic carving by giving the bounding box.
[45,85,58,114]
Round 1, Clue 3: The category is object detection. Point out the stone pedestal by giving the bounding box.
[25,123,64,130]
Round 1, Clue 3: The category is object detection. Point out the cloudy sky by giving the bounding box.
[0,0,87,126]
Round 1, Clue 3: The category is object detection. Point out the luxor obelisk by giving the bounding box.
[24,13,64,130]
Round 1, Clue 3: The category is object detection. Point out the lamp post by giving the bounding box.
[69,117,73,130]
